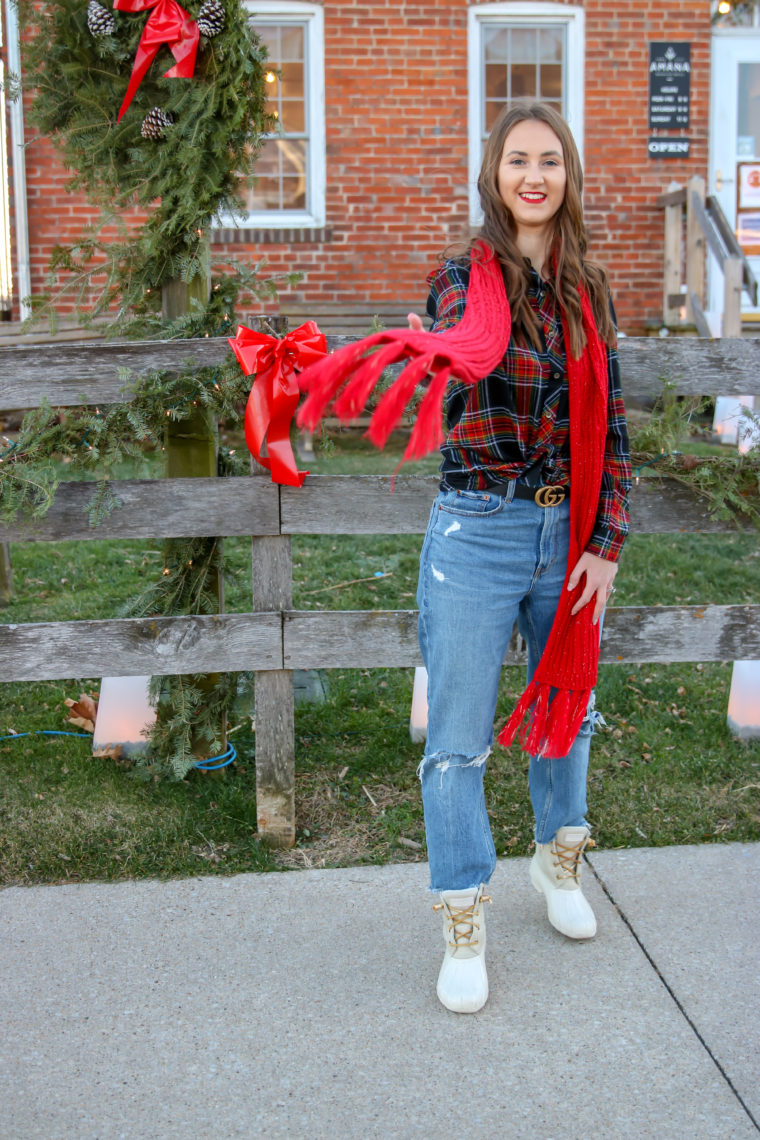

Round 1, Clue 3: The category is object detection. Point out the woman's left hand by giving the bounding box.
[567,551,618,625]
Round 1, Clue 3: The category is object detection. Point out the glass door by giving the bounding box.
[710,32,760,317]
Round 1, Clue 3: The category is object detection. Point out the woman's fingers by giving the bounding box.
[568,552,618,624]
[570,579,597,620]
[407,312,424,331]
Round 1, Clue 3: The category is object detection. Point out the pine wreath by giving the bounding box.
[19,0,272,295]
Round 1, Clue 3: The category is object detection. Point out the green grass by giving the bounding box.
[1,430,759,885]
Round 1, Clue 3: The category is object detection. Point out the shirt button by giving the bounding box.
[552,372,561,379]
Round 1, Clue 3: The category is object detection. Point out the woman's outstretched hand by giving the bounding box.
[567,551,618,626]
[407,313,424,331]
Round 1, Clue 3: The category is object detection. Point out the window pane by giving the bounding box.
[280,61,304,100]
[485,100,504,132]
[510,28,537,65]
[280,178,306,209]
[279,100,305,133]
[279,138,306,178]
[252,139,280,177]
[538,27,563,63]
[485,63,507,101]
[738,63,760,157]
[483,26,508,63]
[280,25,304,60]
[248,141,307,210]
[511,63,536,100]
[256,25,279,57]
[251,176,283,210]
[540,64,563,100]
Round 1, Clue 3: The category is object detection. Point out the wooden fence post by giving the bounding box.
[663,182,683,327]
[686,175,706,327]
[252,524,296,848]
[0,542,12,606]
[161,248,226,765]
[722,258,743,338]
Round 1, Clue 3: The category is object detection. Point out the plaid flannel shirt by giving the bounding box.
[426,259,632,562]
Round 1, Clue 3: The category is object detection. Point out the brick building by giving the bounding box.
[1,0,758,333]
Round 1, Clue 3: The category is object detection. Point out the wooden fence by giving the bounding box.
[1,334,759,845]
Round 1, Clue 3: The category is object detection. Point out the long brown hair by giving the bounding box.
[474,102,615,357]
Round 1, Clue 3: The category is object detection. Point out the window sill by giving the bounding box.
[211,226,333,245]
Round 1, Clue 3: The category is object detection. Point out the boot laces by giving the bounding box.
[553,835,594,880]
[433,894,491,950]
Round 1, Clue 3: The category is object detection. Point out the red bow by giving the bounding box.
[228,321,327,487]
[114,0,200,123]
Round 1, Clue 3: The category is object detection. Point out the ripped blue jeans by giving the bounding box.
[417,486,604,893]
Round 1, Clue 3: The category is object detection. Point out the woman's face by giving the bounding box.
[497,119,567,238]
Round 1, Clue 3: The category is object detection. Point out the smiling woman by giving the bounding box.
[408,102,632,1014]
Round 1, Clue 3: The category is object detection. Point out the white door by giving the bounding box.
[709,31,760,317]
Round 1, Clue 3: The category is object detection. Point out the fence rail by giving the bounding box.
[1,333,759,407]
[1,334,758,845]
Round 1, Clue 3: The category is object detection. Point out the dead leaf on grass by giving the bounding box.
[92,743,124,761]
[64,692,99,734]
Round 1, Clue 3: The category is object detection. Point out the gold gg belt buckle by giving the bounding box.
[534,485,566,508]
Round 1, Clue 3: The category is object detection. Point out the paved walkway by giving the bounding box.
[1,843,757,1139]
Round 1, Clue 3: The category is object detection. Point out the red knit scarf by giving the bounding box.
[296,244,609,759]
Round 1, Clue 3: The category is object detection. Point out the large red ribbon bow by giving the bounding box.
[113,0,200,122]
[228,321,327,487]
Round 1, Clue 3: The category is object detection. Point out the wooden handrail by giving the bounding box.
[657,179,758,335]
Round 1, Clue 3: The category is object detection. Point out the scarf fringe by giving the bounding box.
[365,356,435,450]
[333,342,404,422]
[400,366,452,461]
[498,682,591,759]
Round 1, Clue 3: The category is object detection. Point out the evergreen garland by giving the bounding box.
[6,2,302,780]
[18,0,272,310]
[0,278,300,781]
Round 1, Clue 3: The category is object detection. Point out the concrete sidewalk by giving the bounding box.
[0,843,757,1140]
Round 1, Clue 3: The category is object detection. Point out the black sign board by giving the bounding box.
[649,42,690,129]
[648,137,690,159]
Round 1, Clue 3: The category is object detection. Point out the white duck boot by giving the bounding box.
[433,886,491,1013]
[530,825,597,940]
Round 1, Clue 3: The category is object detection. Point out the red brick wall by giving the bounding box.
[5,0,713,332]
[21,129,148,313]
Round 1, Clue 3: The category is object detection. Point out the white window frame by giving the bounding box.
[467,2,585,226]
[216,1,325,229]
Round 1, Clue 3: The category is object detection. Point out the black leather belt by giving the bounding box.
[493,482,568,507]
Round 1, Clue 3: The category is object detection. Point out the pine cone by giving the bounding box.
[140,107,174,140]
[196,0,225,38]
[87,0,115,36]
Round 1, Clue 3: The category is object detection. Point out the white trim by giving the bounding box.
[3,0,30,319]
[0,52,12,308]
[215,1,325,230]
[467,2,585,226]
